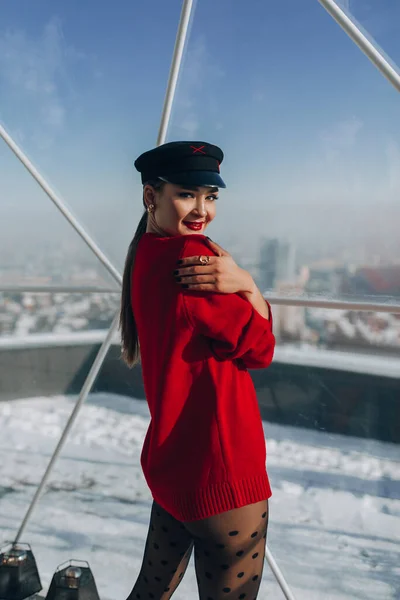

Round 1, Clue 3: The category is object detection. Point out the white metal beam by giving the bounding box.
[0,285,120,294]
[267,294,400,314]
[317,0,400,92]
[13,312,120,542]
[156,0,195,145]
[0,123,123,286]
[1,285,399,314]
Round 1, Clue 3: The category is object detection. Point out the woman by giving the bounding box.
[120,140,275,600]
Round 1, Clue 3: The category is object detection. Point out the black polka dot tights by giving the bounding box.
[126,499,269,600]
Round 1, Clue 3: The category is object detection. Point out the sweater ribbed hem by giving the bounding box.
[151,473,272,522]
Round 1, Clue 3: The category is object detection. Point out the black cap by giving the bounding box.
[134,140,226,188]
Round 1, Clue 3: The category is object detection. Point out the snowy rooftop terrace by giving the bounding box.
[1,393,399,600]
[1,0,400,598]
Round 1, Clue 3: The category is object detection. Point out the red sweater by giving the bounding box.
[132,233,275,521]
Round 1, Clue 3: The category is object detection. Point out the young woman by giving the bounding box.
[120,141,275,600]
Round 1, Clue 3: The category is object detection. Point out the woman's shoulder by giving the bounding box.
[180,234,216,258]
[142,233,215,258]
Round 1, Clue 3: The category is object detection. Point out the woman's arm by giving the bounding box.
[239,282,270,320]
[177,237,275,369]
[175,238,270,320]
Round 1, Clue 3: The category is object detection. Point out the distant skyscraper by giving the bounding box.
[259,238,296,292]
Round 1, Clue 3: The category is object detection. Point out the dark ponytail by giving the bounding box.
[119,179,164,367]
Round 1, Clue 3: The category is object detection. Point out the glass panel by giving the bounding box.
[257,326,400,443]
[168,0,400,307]
[274,304,400,366]
[259,344,400,599]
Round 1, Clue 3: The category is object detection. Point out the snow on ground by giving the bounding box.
[0,394,399,600]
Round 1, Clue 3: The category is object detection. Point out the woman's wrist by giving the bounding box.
[239,270,257,295]
[239,275,270,320]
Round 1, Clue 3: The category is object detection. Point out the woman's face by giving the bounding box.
[144,182,218,236]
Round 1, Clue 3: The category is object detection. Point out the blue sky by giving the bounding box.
[0,0,399,264]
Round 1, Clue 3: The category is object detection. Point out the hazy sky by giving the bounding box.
[0,0,399,270]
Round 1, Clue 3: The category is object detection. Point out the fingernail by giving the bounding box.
[173,269,179,275]
[177,259,183,265]
[175,276,182,282]
[182,284,189,288]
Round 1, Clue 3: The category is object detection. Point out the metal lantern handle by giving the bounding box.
[55,560,90,572]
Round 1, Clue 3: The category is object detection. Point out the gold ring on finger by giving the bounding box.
[199,255,210,265]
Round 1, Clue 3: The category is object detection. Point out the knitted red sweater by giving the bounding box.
[132,233,275,521]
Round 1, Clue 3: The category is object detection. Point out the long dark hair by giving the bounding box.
[120,179,165,367]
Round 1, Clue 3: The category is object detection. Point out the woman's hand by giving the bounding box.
[173,239,255,294]
[174,239,271,320]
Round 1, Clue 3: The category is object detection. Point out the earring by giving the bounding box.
[147,203,155,213]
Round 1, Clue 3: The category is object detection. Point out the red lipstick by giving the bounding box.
[183,221,204,231]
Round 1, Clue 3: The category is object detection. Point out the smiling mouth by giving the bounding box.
[183,221,205,230]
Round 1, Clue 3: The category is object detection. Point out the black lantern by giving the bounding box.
[45,561,100,600]
[0,543,42,600]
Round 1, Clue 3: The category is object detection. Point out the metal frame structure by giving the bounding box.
[0,285,121,294]
[1,1,399,598]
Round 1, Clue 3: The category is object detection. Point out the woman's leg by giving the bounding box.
[184,499,269,600]
[126,501,194,600]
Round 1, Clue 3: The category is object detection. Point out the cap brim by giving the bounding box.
[160,171,226,189]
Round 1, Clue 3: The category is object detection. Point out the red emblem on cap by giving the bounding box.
[190,145,206,155]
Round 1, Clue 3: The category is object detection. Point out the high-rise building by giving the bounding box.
[258,238,297,292]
